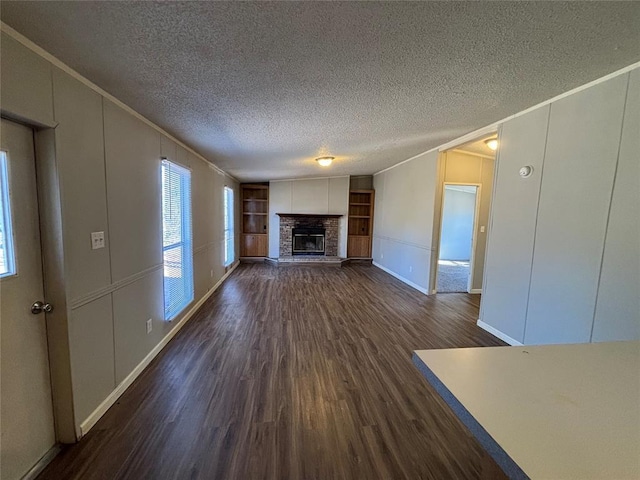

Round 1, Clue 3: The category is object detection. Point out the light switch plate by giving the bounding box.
[91,231,105,250]
[480,226,486,233]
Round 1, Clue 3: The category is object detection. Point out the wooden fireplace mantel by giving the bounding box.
[276,213,344,218]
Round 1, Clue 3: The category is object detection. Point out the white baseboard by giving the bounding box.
[469,288,482,294]
[477,319,523,346]
[22,444,62,480]
[79,261,240,436]
[373,261,428,295]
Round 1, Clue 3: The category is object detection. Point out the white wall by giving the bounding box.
[1,31,239,437]
[440,187,476,261]
[268,177,349,258]
[480,69,639,345]
[591,69,640,342]
[372,149,493,294]
[372,65,639,346]
[372,151,439,293]
[477,107,549,344]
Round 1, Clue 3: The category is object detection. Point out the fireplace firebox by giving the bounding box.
[292,227,325,255]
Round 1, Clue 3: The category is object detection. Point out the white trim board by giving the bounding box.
[0,22,235,182]
[375,62,640,176]
[70,264,163,310]
[79,261,239,436]
[22,445,63,480]
[374,149,439,176]
[452,149,496,161]
[373,261,428,295]
[373,234,433,251]
[477,319,523,346]
[469,289,482,294]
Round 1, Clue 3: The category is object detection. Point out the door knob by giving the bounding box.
[31,301,53,315]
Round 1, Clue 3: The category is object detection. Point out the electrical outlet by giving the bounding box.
[146,318,152,334]
[409,266,413,273]
[380,253,384,259]
[210,269,214,278]
[91,231,105,250]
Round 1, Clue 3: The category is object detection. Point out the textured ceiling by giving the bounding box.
[1,2,639,181]
[455,136,498,157]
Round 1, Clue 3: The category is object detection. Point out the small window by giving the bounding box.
[161,160,193,320]
[224,186,234,266]
[0,152,16,278]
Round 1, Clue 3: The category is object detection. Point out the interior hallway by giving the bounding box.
[39,263,505,479]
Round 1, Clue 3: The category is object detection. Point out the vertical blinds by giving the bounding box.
[224,186,234,266]
[0,152,15,278]
[162,160,193,320]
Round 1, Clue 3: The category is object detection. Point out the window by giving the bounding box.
[0,152,16,278]
[224,186,234,266]
[161,160,193,320]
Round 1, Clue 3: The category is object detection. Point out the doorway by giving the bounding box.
[437,184,480,293]
[430,133,497,295]
[0,119,58,480]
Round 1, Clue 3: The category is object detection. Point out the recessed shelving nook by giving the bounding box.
[241,184,269,257]
[347,189,375,258]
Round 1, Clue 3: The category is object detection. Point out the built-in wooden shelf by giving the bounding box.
[348,189,375,258]
[241,184,269,257]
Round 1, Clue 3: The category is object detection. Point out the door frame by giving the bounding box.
[2,112,77,445]
[434,182,482,293]
[428,130,499,295]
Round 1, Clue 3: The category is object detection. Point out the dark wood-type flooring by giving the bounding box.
[39,263,506,480]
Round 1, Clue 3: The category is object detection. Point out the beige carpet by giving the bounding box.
[437,260,470,293]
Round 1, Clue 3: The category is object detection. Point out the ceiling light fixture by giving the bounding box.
[484,138,498,151]
[316,156,334,167]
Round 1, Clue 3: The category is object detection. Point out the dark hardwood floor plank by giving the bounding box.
[39,263,506,480]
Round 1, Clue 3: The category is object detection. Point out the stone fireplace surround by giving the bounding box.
[276,213,342,257]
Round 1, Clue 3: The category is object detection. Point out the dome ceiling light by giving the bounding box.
[484,138,498,151]
[316,156,334,167]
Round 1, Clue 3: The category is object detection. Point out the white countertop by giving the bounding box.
[413,341,640,479]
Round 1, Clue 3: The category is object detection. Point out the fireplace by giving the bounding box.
[276,213,342,257]
[292,227,325,255]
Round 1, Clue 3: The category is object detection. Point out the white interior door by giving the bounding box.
[0,119,56,479]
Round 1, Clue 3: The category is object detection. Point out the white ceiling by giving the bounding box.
[455,136,498,158]
[1,2,639,182]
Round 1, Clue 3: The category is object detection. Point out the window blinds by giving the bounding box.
[224,186,234,266]
[0,152,15,278]
[161,160,194,320]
